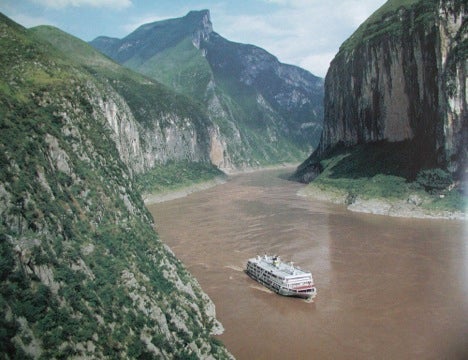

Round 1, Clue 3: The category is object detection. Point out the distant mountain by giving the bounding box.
[295,0,467,182]
[0,13,232,358]
[91,10,324,170]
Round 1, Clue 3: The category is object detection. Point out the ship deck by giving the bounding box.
[249,257,311,280]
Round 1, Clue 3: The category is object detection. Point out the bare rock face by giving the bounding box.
[437,0,467,175]
[298,0,466,182]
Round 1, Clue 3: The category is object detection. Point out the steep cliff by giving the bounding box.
[91,10,324,170]
[437,0,467,176]
[296,0,466,182]
[31,25,214,177]
[0,14,231,359]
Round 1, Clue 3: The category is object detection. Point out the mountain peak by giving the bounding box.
[185,10,212,49]
[90,9,213,63]
[135,9,212,36]
[185,9,210,19]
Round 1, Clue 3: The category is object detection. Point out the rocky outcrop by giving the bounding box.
[99,91,211,173]
[297,0,466,181]
[94,84,212,175]
[437,0,467,175]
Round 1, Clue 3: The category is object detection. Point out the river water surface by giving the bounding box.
[148,169,467,359]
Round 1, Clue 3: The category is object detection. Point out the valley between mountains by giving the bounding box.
[0,0,466,358]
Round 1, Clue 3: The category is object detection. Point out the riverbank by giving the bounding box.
[298,183,467,221]
[143,176,228,205]
[294,143,466,221]
[223,162,299,175]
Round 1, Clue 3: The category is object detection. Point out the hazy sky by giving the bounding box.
[0,0,387,77]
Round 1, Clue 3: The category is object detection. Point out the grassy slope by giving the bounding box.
[340,0,436,52]
[128,37,213,102]
[305,143,466,214]
[31,25,210,124]
[30,25,120,70]
[135,160,225,194]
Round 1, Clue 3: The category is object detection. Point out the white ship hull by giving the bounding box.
[246,255,317,299]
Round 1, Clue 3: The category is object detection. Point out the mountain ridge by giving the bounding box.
[91,10,213,66]
[90,9,324,171]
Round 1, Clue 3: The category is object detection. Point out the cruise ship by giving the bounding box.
[246,255,316,299]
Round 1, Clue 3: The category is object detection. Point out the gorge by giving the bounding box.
[0,0,466,358]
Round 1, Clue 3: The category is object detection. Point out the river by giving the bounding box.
[148,169,468,359]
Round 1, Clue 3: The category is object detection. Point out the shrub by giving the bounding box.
[0,239,15,281]
[416,168,453,193]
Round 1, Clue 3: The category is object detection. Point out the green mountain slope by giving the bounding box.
[30,23,224,198]
[0,13,231,359]
[31,24,213,145]
[130,37,213,101]
[91,10,324,170]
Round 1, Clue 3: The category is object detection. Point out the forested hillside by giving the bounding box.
[0,13,232,359]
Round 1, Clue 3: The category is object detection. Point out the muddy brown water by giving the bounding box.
[148,169,468,360]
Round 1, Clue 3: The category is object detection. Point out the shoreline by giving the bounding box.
[141,166,467,221]
[297,184,467,221]
[222,162,299,175]
[143,176,228,205]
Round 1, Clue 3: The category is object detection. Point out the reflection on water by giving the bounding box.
[149,169,468,360]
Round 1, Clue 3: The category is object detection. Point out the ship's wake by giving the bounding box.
[224,265,244,272]
[249,285,273,294]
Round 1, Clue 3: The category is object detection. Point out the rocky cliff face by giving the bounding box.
[0,14,231,359]
[202,32,324,158]
[93,80,212,175]
[297,0,466,181]
[91,10,324,171]
[437,0,467,175]
[33,25,214,177]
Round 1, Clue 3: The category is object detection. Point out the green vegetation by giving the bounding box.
[135,161,225,194]
[30,25,120,70]
[308,142,466,213]
[90,10,322,168]
[415,169,453,193]
[1,14,231,359]
[131,37,213,102]
[340,0,437,52]
[32,25,211,131]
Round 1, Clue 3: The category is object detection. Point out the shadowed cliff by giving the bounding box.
[296,0,466,183]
